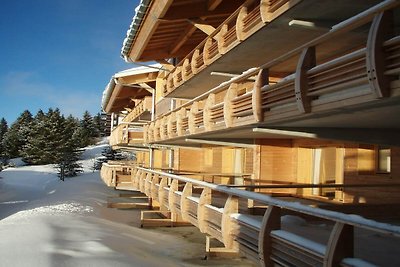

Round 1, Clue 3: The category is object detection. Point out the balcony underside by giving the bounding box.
[167,0,382,98]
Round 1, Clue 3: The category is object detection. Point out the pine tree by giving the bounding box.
[0,118,8,163]
[56,112,83,181]
[74,111,97,147]
[2,110,32,159]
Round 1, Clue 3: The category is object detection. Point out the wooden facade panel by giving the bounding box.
[136,151,150,167]
[177,148,204,173]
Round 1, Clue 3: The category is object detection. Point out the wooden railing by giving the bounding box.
[145,1,400,144]
[100,166,400,266]
[122,96,152,123]
[109,123,144,147]
[161,0,299,97]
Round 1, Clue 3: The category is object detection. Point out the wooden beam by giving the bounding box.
[185,138,255,148]
[168,25,198,55]
[187,18,216,36]
[161,1,241,20]
[155,59,175,71]
[208,0,223,11]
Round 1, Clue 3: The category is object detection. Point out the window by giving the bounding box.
[377,147,391,173]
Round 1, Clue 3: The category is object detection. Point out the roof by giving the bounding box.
[120,0,245,62]
[101,64,160,113]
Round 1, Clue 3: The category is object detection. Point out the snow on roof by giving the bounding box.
[120,0,152,62]
[101,64,160,112]
[113,63,161,78]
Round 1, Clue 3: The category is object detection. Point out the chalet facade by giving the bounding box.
[101,1,400,266]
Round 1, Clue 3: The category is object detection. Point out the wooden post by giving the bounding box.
[366,11,393,98]
[295,46,315,113]
[150,174,159,200]
[158,176,168,211]
[259,206,281,267]
[217,24,228,54]
[252,68,269,122]
[181,182,193,221]
[236,6,248,41]
[203,93,215,131]
[168,179,179,214]
[176,108,186,136]
[224,83,238,127]
[188,102,199,134]
[324,222,354,267]
[221,196,239,250]
[198,187,212,233]
[182,58,192,81]
[191,49,201,74]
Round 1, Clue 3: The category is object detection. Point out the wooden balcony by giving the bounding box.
[145,2,400,145]
[100,166,400,266]
[122,96,152,123]
[109,123,144,148]
[160,0,385,99]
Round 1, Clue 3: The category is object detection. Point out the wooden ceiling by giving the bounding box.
[127,0,245,62]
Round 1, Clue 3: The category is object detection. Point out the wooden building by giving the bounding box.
[101,1,400,266]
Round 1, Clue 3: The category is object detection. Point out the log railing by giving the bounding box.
[143,1,400,144]
[161,0,298,97]
[109,123,144,146]
[101,166,400,266]
[122,96,152,123]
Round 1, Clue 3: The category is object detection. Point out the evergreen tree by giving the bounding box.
[56,112,83,180]
[2,110,33,159]
[75,111,97,147]
[0,118,8,163]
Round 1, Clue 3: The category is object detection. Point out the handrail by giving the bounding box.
[137,167,400,237]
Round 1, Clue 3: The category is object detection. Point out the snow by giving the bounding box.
[230,213,263,230]
[271,230,326,255]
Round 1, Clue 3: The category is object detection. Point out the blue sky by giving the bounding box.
[0,0,140,124]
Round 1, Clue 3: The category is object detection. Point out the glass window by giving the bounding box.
[377,147,391,173]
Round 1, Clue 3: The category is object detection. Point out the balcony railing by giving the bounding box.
[161,0,299,97]
[109,123,144,147]
[101,165,400,266]
[122,96,152,123]
[145,1,400,143]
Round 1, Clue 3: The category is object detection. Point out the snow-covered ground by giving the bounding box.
[0,141,255,267]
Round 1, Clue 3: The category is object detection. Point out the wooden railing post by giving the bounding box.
[168,179,179,214]
[176,108,186,136]
[181,182,193,221]
[224,83,238,127]
[295,46,315,113]
[236,6,248,41]
[151,174,159,200]
[252,68,269,122]
[324,222,354,267]
[366,11,393,98]
[203,93,215,131]
[259,205,281,267]
[158,176,168,211]
[221,196,239,250]
[198,187,212,233]
[188,102,200,134]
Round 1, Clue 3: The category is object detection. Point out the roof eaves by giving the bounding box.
[121,0,152,63]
